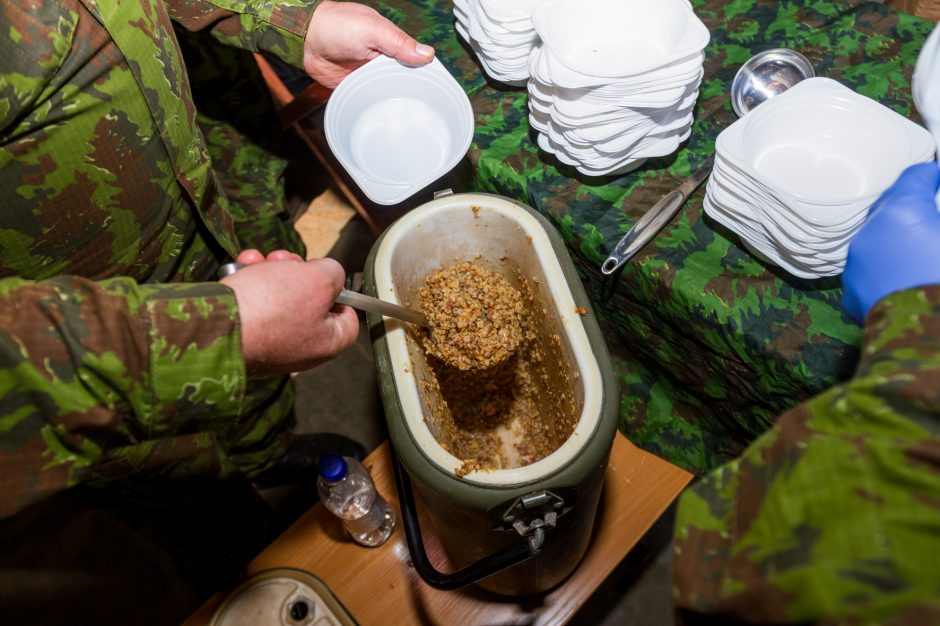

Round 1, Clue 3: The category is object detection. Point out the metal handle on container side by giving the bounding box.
[388,443,545,591]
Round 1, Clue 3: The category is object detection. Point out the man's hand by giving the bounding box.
[842,162,940,323]
[303,0,435,88]
[220,249,359,373]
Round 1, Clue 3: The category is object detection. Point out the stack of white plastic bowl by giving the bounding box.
[526,0,709,177]
[453,0,549,86]
[704,77,936,279]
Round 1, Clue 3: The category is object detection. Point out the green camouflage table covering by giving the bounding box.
[374,0,937,474]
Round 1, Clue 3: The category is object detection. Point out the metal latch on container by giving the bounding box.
[499,490,567,549]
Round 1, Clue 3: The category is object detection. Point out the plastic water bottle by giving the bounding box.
[317,454,396,547]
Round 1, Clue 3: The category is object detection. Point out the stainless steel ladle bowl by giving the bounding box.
[731,48,816,117]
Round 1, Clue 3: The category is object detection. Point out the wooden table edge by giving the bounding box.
[183,432,691,626]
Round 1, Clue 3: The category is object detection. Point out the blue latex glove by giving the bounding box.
[842,162,940,324]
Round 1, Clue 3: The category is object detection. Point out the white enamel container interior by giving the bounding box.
[373,193,603,486]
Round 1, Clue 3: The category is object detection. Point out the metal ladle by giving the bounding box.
[218,262,430,327]
[601,48,815,275]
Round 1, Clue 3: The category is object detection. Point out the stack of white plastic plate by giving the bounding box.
[453,0,549,86]
[526,0,709,176]
[704,77,936,279]
[912,22,940,206]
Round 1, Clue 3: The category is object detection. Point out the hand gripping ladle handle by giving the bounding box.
[218,262,429,327]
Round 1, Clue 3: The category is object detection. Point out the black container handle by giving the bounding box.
[388,443,544,591]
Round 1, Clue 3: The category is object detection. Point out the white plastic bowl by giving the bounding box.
[719,78,935,206]
[531,0,710,79]
[325,56,474,205]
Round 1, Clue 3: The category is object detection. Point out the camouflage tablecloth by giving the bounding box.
[378,0,936,474]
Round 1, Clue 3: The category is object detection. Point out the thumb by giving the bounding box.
[882,162,940,207]
[864,162,940,224]
[371,23,435,65]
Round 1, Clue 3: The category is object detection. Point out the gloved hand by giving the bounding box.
[842,162,940,323]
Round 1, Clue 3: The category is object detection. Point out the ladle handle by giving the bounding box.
[217,262,429,327]
[601,155,714,275]
[335,289,429,327]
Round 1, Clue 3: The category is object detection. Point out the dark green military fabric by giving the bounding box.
[177,27,307,253]
[673,284,940,624]
[365,0,937,474]
[0,0,318,518]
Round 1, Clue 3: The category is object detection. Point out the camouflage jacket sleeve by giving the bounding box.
[0,276,251,517]
[166,0,322,68]
[673,285,940,624]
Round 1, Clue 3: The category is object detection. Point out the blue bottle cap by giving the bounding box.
[318,454,348,482]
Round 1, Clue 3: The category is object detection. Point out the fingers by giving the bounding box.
[868,162,940,222]
[306,258,357,356]
[236,249,266,265]
[308,257,347,294]
[234,249,304,266]
[308,258,358,357]
[266,250,304,262]
[370,23,434,66]
[894,161,940,193]
[327,303,361,354]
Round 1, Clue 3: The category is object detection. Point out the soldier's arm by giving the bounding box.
[672,286,940,624]
[164,1,434,87]
[165,0,316,68]
[0,276,246,517]
[672,163,940,623]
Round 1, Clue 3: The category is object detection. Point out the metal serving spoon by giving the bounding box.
[601,49,815,275]
[218,262,429,327]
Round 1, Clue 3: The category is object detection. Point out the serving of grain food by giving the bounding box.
[415,260,578,476]
[419,261,525,370]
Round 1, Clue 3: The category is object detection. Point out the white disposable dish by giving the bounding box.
[325,55,474,205]
[912,23,940,206]
[457,8,538,49]
[536,132,647,176]
[456,21,532,84]
[704,195,844,278]
[561,108,693,155]
[564,95,697,143]
[531,0,710,80]
[709,160,860,248]
[708,172,853,261]
[530,45,706,92]
[536,47,705,94]
[712,150,872,231]
[717,78,935,207]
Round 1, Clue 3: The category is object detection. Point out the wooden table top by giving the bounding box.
[183,432,691,626]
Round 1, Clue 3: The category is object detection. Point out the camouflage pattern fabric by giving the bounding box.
[0,0,318,518]
[673,285,940,624]
[177,28,307,253]
[367,0,937,474]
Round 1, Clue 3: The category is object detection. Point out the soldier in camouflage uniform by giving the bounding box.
[0,1,433,621]
[0,0,434,517]
[673,163,940,624]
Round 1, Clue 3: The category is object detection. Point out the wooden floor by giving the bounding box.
[295,185,357,260]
